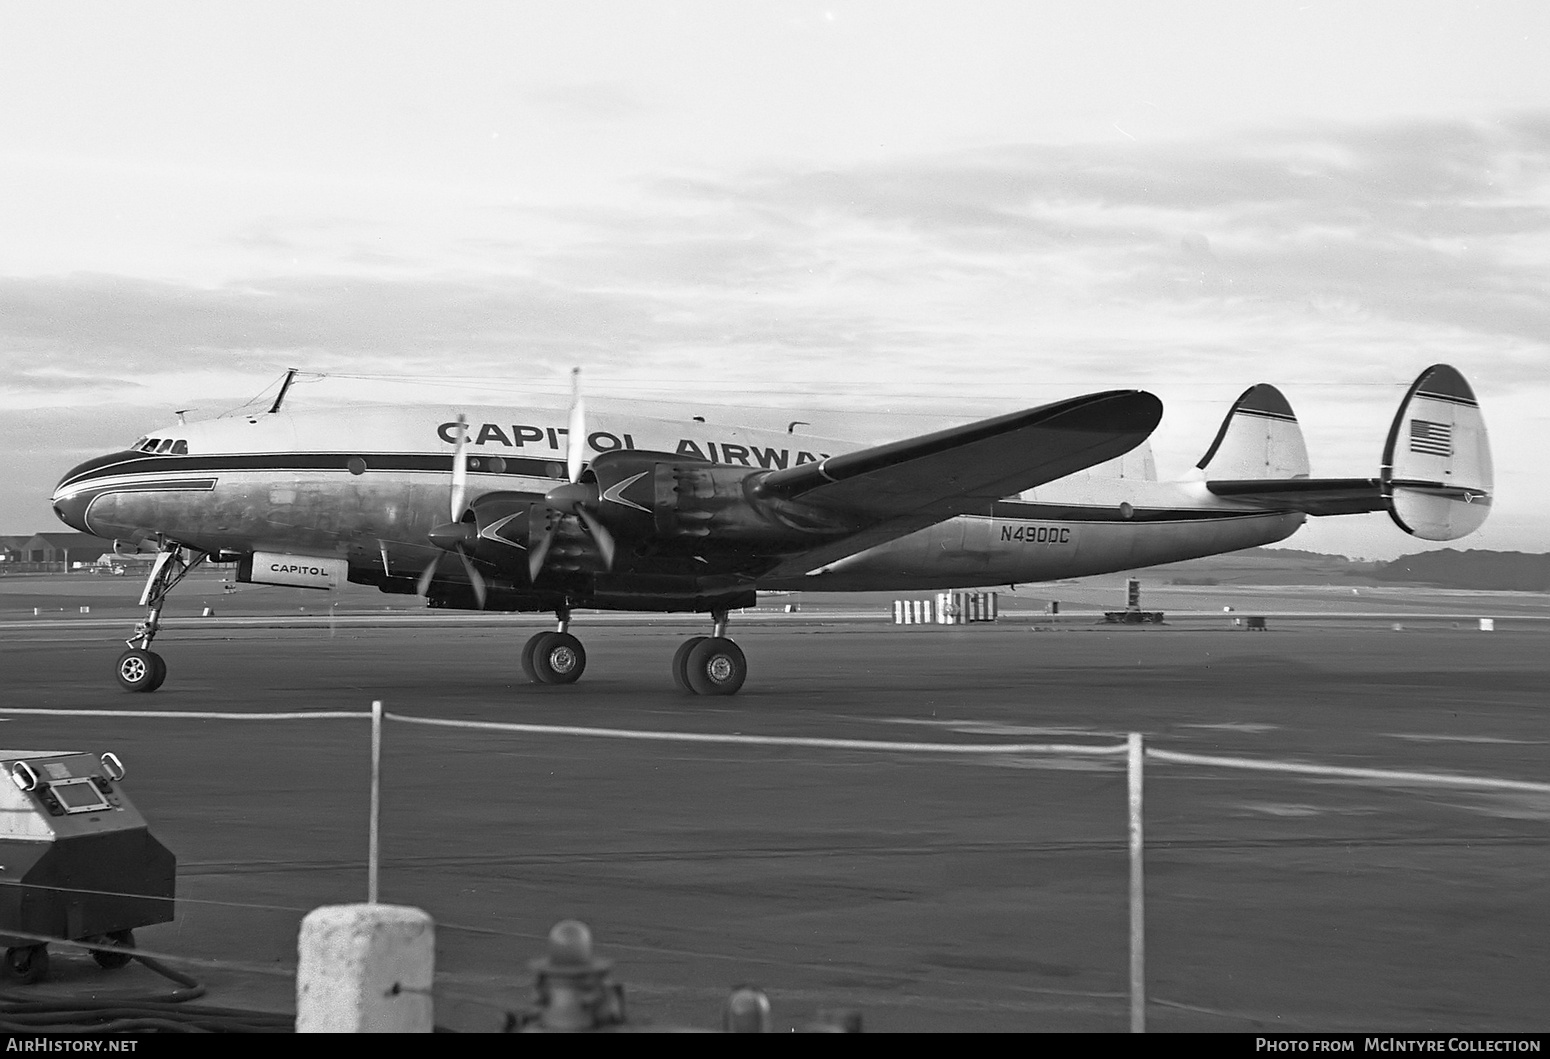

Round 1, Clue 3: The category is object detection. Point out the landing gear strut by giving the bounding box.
[672,608,747,696]
[521,605,586,685]
[117,544,207,693]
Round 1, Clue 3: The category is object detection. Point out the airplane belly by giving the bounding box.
[774,510,1304,591]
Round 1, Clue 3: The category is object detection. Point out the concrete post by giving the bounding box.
[297,904,435,1032]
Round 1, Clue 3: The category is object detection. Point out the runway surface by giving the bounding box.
[1,615,1547,1032]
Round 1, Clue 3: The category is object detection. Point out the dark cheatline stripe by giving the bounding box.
[89,478,217,493]
[988,500,1265,523]
[58,451,568,489]
[1415,389,1478,408]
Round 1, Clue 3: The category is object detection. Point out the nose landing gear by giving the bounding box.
[116,544,207,693]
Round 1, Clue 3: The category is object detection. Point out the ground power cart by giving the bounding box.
[0,750,175,982]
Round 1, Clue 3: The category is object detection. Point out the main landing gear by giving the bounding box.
[671,610,747,696]
[116,544,207,693]
[519,607,748,695]
[520,607,588,685]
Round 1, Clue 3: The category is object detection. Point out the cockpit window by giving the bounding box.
[172,440,188,455]
[133,436,150,450]
[157,439,176,454]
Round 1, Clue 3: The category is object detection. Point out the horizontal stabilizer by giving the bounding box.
[1206,477,1384,516]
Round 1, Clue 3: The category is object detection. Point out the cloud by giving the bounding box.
[11,114,1548,399]
[522,81,647,123]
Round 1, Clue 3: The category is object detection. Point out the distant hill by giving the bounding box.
[1125,546,1380,586]
[1373,549,1550,592]
[1131,546,1550,591]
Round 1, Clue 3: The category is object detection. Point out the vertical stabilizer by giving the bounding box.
[1195,384,1309,481]
[1382,364,1492,540]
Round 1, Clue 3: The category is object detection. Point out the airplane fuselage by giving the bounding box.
[53,402,1302,603]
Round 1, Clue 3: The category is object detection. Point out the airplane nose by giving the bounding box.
[52,465,94,533]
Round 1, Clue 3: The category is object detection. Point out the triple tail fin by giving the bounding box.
[1381,364,1492,540]
[1200,365,1493,541]
[1194,383,1309,480]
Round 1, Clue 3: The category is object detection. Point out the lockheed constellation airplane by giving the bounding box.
[51,364,1491,695]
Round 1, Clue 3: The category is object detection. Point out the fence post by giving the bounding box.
[297,904,434,1032]
[369,700,382,904]
[1128,732,1145,1032]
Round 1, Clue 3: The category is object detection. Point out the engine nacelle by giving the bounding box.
[588,451,856,551]
[456,491,611,576]
[448,450,860,586]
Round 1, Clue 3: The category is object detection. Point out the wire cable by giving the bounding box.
[0,953,292,1033]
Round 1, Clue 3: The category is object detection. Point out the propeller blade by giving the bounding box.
[574,506,617,571]
[449,413,469,521]
[457,549,488,609]
[566,367,586,484]
[416,554,442,597]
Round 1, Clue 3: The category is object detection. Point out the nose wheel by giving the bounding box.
[116,649,167,693]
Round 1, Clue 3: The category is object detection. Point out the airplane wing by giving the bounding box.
[1204,478,1386,516]
[754,390,1162,578]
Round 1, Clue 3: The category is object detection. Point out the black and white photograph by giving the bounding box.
[0,1,1545,1037]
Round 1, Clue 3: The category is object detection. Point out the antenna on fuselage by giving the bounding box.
[267,368,299,414]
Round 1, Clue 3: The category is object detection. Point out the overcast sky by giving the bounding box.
[3,1,1546,558]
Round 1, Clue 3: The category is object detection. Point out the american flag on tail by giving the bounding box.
[1409,419,1453,457]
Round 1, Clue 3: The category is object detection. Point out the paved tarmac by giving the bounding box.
[0,615,1547,1032]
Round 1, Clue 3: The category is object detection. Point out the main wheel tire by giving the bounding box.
[116,649,164,693]
[4,945,48,984]
[671,636,708,692]
[91,929,135,971]
[683,637,747,696]
[520,633,545,683]
[531,632,586,685]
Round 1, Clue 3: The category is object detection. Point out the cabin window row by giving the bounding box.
[133,436,189,455]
